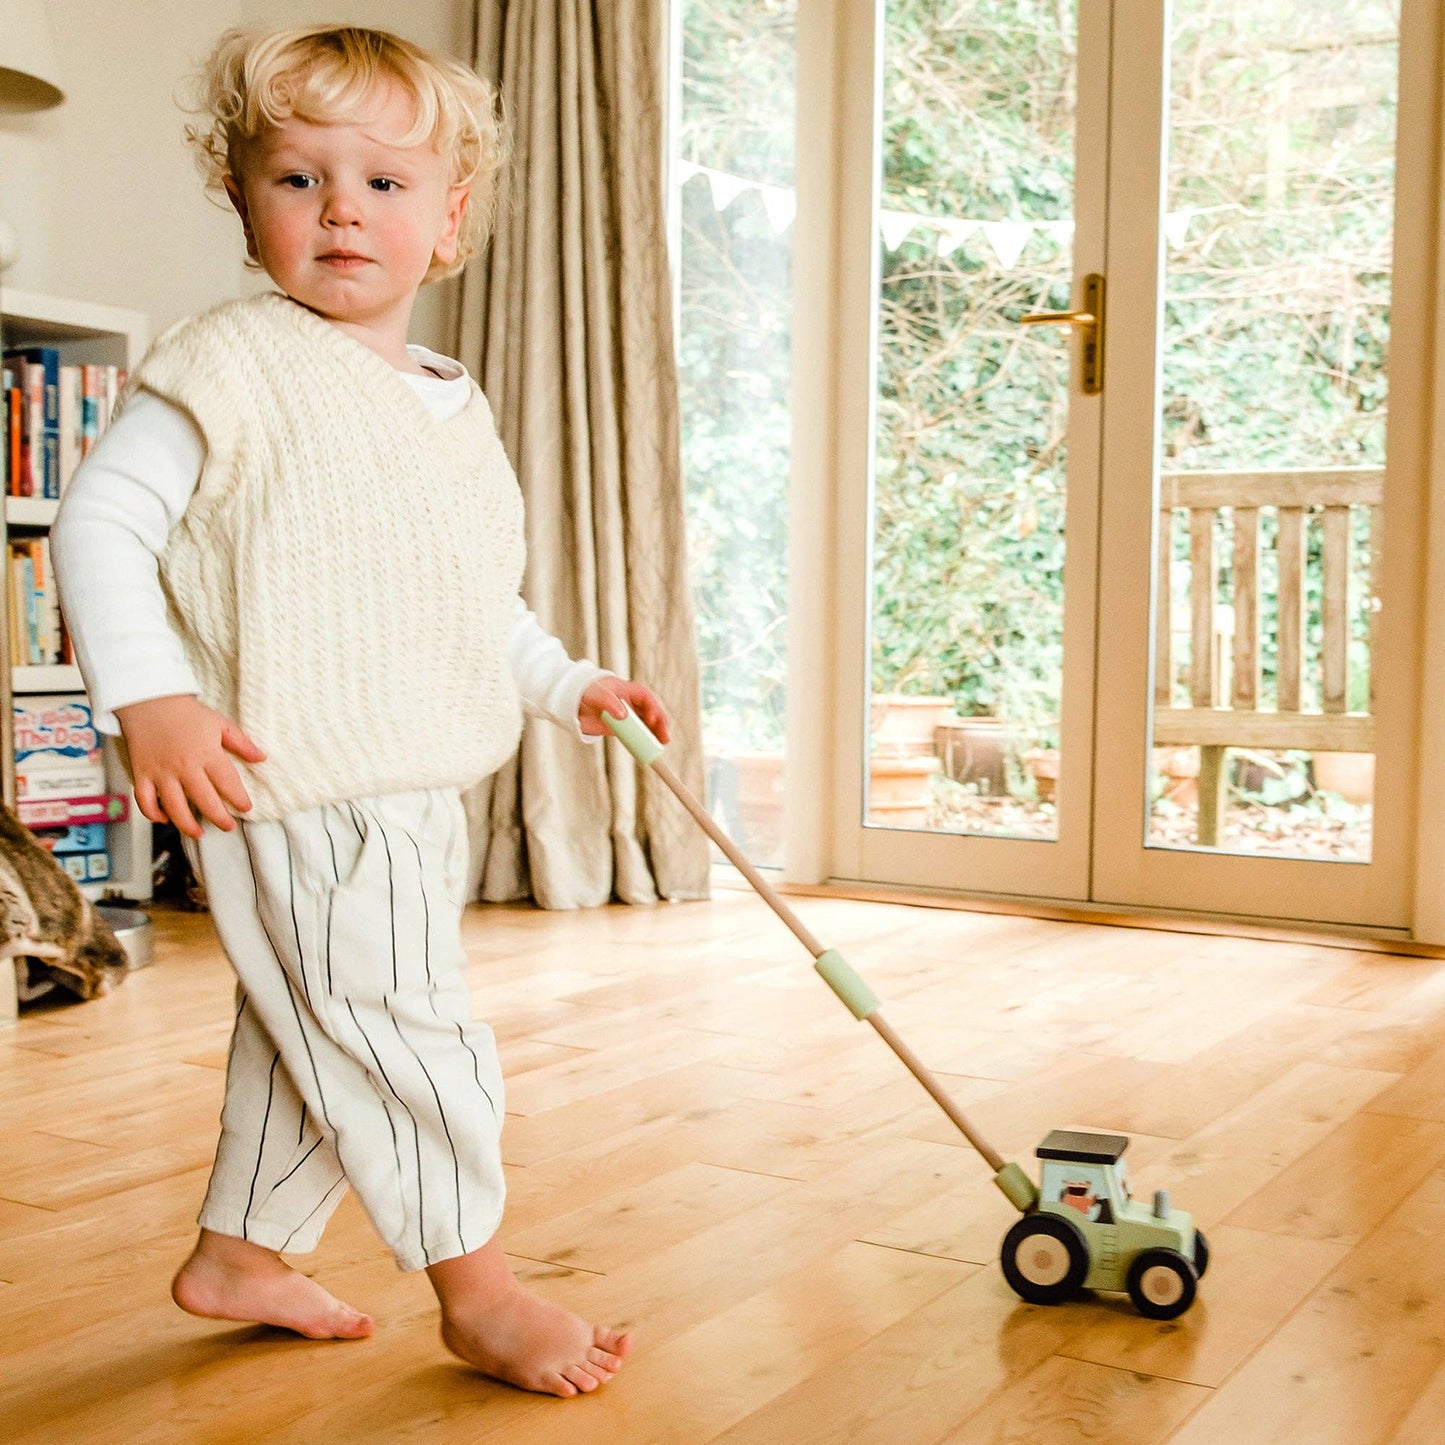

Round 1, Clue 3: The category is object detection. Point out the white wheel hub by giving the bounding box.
[1016,1233,1071,1287]
[1139,1264,1185,1306]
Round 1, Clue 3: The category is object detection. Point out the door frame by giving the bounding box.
[788,0,1445,940]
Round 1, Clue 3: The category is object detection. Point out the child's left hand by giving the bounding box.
[578,675,671,744]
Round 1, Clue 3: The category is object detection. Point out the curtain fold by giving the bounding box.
[456,0,709,908]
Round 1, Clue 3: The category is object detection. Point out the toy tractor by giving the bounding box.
[1000,1129,1208,1319]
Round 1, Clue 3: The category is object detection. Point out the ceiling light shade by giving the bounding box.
[0,0,64,113]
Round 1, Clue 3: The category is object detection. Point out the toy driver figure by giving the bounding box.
[1061,1180,1116,1225]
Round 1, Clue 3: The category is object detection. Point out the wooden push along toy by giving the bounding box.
[604,710,1209,1319]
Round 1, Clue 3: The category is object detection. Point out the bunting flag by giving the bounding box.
[678,161,1200,265]
[1163,207,1195,248]
[936,219,979,257]
[758,186,797,233]
[705,168,749,212]
[879,209,919,251]
[981,220,1035,268]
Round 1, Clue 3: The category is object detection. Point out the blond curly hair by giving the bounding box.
[184,25,507,283]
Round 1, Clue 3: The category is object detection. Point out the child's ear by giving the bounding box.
[433,182,469,266]
[223,174,260,262]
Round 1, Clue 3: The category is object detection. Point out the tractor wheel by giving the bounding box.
[1000,1213,1090,1306]
[1126,1248,1198,1320]
[1193,1229,1210,1280]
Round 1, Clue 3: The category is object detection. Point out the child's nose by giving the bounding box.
[321,185,364,226]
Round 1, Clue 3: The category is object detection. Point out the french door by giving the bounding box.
[800,0,1440,928]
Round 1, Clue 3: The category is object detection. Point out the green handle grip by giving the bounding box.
[601,708,666,767]
[814,949,879,1021]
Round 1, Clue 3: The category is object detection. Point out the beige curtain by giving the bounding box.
[453,0,710,908]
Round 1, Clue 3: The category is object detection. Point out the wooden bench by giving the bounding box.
[1152,467,1381,845]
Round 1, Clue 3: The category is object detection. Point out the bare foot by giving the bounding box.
[171,1228,374,1340]
[429,1238,632,1397]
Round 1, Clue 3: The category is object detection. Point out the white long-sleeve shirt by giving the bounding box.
[50,343,605,740]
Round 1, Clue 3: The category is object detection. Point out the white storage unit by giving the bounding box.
[0,288,152,906]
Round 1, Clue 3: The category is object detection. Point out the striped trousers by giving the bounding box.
[182,787,506,1272]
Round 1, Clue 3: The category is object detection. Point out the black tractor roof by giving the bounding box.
[1036,1129,1129,1165]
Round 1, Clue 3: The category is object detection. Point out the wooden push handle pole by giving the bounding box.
[644,751,1008,1176]
[652,759,825,955]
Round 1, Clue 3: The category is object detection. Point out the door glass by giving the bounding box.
[1149,0,1398,862]
[864,0,1078,841]
[674,0,796,868]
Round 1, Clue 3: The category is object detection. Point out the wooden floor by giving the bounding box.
[5,889,1445,1442]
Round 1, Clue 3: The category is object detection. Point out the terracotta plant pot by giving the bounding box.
[1312,751,1375,805]
[1153,747,1199,807]
[936,715,1017,794]
[724,750,786,860]
[869,694,954,758]
[1022,747,1060,805]
[867,752,941,827]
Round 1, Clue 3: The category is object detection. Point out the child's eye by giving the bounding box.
[281,174,316,189]
[370,177,401,192]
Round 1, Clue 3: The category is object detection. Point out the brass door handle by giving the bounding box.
[1021,310,1095,326]
[1019,272,1104,394]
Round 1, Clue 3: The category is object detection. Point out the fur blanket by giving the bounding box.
[0,803,128,1002]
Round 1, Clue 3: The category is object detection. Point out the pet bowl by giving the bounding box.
[97,904,153,970]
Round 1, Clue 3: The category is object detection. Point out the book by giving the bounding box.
[4,347,60,497]
[80,364,102,458]
[18,362,40,496]
[6,546,21,667]
[8,382,24,497]
[39,537,62,663]
[14,693,106,801]
[58,364,81,493]
[21,550,38,666]
[17,794,128,828]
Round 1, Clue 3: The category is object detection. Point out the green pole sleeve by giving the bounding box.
[814,949,879,1020]
[602,709,665,767]
[994,1161,1040,1214]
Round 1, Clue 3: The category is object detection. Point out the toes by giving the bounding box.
[548,1373,580,1397]
[596,1327,633,1359]
[338,1310,375,1339]
[562,1365,601,1394]
[587,1344,623,1371]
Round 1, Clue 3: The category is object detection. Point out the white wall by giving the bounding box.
[0,0,469,349]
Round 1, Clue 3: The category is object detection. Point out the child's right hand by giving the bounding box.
[114,694,267,839]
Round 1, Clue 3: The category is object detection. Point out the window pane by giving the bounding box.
[1148,0,1397,862]
[866,0,1079,841]
[673,2,796,869]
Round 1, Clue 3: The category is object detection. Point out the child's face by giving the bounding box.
[225,79,467,331]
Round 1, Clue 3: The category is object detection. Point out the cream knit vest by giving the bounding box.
[132,292,526,822]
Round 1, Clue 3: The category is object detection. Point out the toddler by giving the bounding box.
[51,24,668,1398]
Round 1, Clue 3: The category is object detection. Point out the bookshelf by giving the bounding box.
[0,287,152,907]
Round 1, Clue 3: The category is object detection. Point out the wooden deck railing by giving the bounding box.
[1153,467,1381,844]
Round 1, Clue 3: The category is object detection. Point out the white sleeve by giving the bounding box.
[508,596,608,743]
[49,391,205,735]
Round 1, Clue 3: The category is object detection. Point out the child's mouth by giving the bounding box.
[318,253,371,269]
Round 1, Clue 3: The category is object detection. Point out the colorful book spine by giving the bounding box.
[20,363,40,496]
[80,364,101,458]
[58,364,82,493]
[22,553,37,665]
[4,347,61,497]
